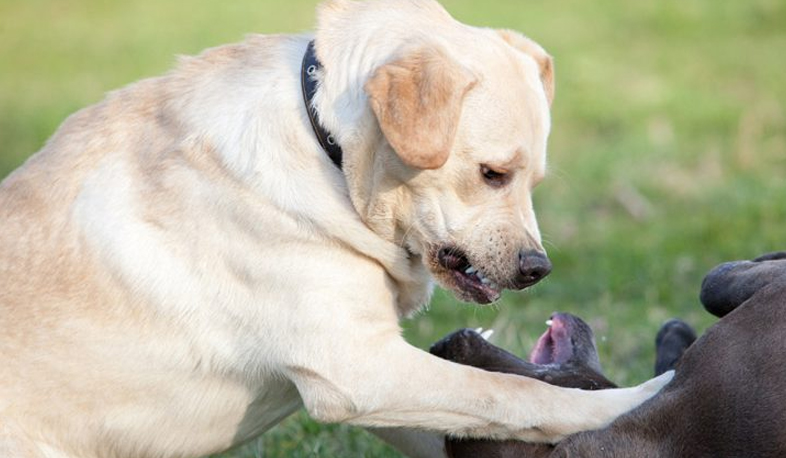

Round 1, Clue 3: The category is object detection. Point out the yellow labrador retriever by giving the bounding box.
[0,0,671,456]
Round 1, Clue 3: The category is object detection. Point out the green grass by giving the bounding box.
[2,0,785,456]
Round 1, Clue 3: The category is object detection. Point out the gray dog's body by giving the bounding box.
[437,252,786,457]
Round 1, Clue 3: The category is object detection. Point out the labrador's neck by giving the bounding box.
[303,4,466,317]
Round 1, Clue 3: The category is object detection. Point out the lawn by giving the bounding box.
[1,0,785,457]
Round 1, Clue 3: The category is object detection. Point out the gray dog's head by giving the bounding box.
[700,251,786,318]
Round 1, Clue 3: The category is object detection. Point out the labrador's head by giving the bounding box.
[357,11,555,304]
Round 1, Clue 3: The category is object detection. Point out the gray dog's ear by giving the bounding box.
[494,29,555,106]
[700,252,786,318]
[365,47,477,170]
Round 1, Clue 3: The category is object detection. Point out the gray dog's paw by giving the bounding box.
[700,251,786,318]
[752,251,786,262]
[429,328,489,364]
[654,319,696,376]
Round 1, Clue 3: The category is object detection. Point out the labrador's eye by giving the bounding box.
[481,165,509,187]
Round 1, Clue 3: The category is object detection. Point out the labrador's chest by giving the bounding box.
[97,375,303,458]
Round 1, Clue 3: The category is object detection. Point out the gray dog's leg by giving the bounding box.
[369,428,447,458]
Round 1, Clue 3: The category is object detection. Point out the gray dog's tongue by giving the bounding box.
[529,314,574,365]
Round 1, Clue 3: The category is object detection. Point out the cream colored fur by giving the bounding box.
[0,1,671,457]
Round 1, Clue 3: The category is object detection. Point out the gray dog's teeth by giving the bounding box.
[465,266,477,274]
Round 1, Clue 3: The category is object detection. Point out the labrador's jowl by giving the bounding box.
[0,1,671,456]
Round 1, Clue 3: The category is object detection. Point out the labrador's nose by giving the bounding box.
[517,250,552,288]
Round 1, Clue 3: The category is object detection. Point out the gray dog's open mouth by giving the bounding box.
[437,246,501,304]
[529,314,574,365]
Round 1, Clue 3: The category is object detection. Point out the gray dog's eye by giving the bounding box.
[480,164,510,187]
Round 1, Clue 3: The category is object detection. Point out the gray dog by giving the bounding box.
[434,251,786,457]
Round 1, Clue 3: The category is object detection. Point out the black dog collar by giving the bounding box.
[300,40,343,170]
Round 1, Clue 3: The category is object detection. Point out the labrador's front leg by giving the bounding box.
[286,336,672,443]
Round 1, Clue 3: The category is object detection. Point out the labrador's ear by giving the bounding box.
[365,47,476,170]
[495,29,555,106]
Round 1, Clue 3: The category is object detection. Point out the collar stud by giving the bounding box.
[300,40,343,170]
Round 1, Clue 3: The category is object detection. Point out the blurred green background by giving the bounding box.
[1,0,785,456]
